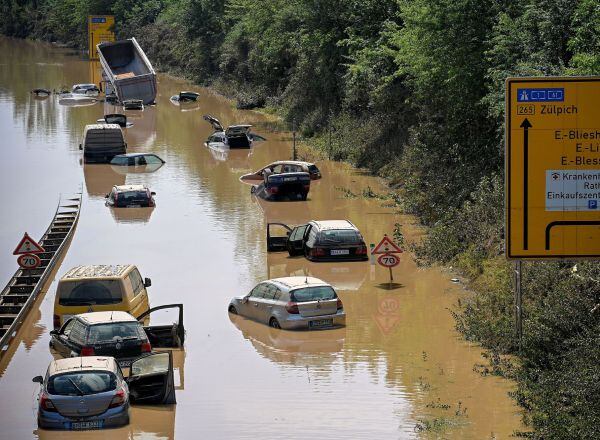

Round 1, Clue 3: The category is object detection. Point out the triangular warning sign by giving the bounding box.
[372,235,402,254]
[13,233,45,255]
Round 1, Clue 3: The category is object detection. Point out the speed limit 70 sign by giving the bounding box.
[377,253,400,268]
[17,253,41,269]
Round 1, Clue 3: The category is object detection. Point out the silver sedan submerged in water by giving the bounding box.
[228,276,345,330]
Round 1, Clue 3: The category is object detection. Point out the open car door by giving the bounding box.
[286,224,309,256]
[137,304,185,348]
[203,114,224,132]
[126,351,176,404]
[267,223,292,252]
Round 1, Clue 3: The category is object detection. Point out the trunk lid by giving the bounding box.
[297,299,338,317]
[51,391,114,417]
[92,338,143,359]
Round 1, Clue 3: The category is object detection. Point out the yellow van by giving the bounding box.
[53,265,150,329]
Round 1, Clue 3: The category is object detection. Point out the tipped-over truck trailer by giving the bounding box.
[97,38,157,105]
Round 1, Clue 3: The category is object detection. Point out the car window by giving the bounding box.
[318,229,363,245]
[127,269,144,296]
[272,287,282,301]
[110,156,128,166]
[289,225,308,242]
[134,156,146,166]
[49,372,116,396]
[144,155,162,164]
[250,283,269,298]
[308,164,319,173]
[272,164,283,174]
[61,319,75,337]
[306,227,318,247]
[58,280,123,306]
[69,320,87,345]
[263,284,278,300]
[88,322,145,343]
[131,352,169,376]
[291,286,337,302]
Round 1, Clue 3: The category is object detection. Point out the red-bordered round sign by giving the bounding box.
[377,252,400,268]
[17,253,41,269]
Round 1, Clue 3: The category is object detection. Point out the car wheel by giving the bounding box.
[228,305,237,314]
[269,318,281,329]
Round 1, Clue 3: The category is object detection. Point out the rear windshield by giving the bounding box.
[118,191,149,200]
[58,280,123,306]
[88,322,145,343]
[318,229,362,245]
[48,371,116,396]
[308,165,319,173]
[291,286,337,302]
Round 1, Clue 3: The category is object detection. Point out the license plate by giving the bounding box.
[330,249,350,255]
[309,319,334,328]
[283,177,297,182]
[69,420,103,430]
[127,204,141,208]
[118,359,132,367]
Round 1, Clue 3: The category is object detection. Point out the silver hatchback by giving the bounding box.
[228,276,346,330]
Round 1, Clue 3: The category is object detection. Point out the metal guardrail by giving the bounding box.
[0,192,82,355]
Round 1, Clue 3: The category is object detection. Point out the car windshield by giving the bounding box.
[319,229,362,244]
[48,371,116,396]
[88,322,145,343]
[110,156,129,165]
[291,286,337,302]
[58,280,122,305]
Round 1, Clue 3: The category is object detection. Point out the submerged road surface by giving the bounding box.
[0,37,522,439]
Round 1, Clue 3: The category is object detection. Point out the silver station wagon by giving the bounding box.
[228,276,345,330]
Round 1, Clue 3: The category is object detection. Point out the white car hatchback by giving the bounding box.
[228,277,345,330]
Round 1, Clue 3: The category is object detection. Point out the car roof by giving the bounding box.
[84,123,121,131]
[269,160,315,167]
[269,276,331,291]
[48,357,117,376]
[311,220,357,230]
[114,153,154,158]
[77,311,138,325]
[113,184,148,192]
[61,265,133,280]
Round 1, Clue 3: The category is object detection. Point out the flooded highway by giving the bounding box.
[0,37,522,439]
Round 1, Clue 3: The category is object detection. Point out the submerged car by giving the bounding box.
[105,184,156,207]
[80,124,127,164]
[33,352,177,430]
[49,306,185,367]
[110,153,165,167]
[267,220,369,261]
[170,91,199,102]
[97,113,131,128]
[228,276,345,330]
[252,172,311,201]
[240,161,322,183]
[53,264,151,329]
[203,114,253,149]
[72,83,100,96]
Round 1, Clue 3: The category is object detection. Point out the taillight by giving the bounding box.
[40,392,57,412]
[141,342,151,353]
[337,298,343,310]
[114,192,119,205]
[53,314,61,329]
[268,187,279,194]
[80,346,95,356]
[108,387,126,408]
[356,245,367,255]
[285,302,299,314]
[303,185,310,190]
[310,247,326,257]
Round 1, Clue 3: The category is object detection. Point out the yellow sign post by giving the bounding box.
[88,15,115,60]
[506,77,600,259]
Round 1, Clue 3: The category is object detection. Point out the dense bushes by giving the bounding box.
[3,0,600,437]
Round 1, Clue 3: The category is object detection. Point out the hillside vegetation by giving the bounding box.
[2,0,600,437]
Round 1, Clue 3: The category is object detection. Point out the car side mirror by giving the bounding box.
[49,329,58,336]
[32,376,43,384]
[105,194,109,198]
[286,231,291,236]
[151,192,156,196]
[144,277,152,287]
[78,144,82,150]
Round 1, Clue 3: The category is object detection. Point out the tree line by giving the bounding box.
[2,0,600,437]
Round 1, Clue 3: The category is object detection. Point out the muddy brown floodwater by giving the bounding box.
[0,37,523,439]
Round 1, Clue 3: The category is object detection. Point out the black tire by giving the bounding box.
[269,318,281,329]
[228,305,237,314]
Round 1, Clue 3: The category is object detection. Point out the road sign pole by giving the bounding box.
[388,267,393,285]
[514,260,523,344]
